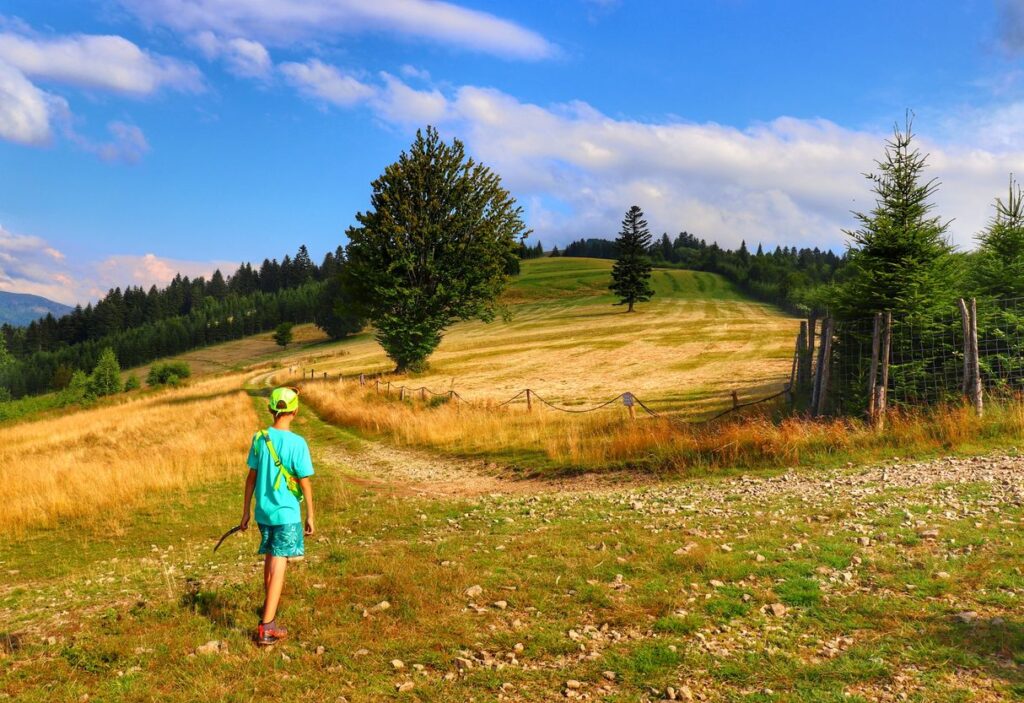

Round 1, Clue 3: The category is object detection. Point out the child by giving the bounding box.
[240,386,316,646]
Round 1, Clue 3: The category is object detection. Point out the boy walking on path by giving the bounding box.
[240,386,316,646]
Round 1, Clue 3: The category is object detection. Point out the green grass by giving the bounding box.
[4,395,1024,701]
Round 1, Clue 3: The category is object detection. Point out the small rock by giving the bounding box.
[353,648,370,656]
[492,600,508,610]
[954,611,978,624]
[936,571,950,579]
[454,657,474,671]
[391,659,405,670]
[395,681,414,693]
[754,554,766,563]
[315,645,326,656]
[709,579,725,588]
[465,585,483,598]
[602,671,616,681]
[857,536,871,546]
[196,640,221,655]
[565,680,582,690]
[766,603,787,617]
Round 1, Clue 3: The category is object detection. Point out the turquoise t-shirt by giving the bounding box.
[247,427,315,526]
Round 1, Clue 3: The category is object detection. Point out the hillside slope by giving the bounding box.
[308,258,799,414]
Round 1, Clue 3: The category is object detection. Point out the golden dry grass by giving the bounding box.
[1,374,258,532]
[128,323,329,379]
[302,379,1024,474]
[289,259,799,417]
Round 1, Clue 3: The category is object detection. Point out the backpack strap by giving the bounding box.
[258,429,303,502]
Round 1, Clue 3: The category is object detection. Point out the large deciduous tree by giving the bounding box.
[342,127,529,372]
[610,205,654,312]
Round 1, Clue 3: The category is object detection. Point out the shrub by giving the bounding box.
[273,322,294,348]
[123,374,141,392]
[62,370,94,404]
[147,361,192,387]
[89,348,122,397]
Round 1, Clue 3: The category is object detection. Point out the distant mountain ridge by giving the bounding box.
[0,291,74,326]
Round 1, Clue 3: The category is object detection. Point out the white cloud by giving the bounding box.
[291,73,1024,251]
[372,72,448,125]
[66,121,151,164]
[120,0,556,60]
[0,30,202,95]
[0,224,236,304]
[279,59,375,106]
[0,59,53,145]
[191,31,271,79]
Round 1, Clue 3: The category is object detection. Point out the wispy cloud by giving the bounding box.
[0,58,55,145]
[191,31,272,79]
[280,64,1024,250]
[0,21,196,160]
[279,59,376,106]
[0,30,202,95]
[0,224,234,305]
[120,0,557,60]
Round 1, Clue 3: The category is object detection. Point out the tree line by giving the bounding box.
[3,244,342,358]
[552,234,844,315]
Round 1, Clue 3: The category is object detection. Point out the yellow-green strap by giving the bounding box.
[258,430,303,502]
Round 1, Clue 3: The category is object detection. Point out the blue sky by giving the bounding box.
[2,0,1024,304]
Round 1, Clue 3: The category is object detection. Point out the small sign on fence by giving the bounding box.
[622,392,634,407]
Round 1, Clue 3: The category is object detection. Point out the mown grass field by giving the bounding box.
[5,259,1024,702]
[298,258,799,416]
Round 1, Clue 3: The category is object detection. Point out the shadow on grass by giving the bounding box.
[181,577,236,628]
[930,614,1024,691]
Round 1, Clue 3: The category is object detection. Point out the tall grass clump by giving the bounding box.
[302,380,1024,475]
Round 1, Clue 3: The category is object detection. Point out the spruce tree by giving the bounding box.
[836,118,956,320]
[610,205,654,312]
[973,175,1024,300]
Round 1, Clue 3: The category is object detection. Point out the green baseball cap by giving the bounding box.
[269,386,300,413]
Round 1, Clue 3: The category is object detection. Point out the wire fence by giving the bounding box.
[824,296,1024,415]
[297,368,793,426]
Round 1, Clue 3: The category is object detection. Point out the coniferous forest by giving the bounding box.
[0,245,343,398]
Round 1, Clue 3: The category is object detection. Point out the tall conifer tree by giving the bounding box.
[836,117,956,320]
[610,205,654,312]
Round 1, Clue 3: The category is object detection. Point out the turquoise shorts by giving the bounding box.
[257,522,305,558]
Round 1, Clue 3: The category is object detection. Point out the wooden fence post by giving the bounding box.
[526,389,533,412]
[875,311,891,429]
[399,386,405,401]
[731,390,739,410]
[420,387,427,401]
[867,312,882,421]
[806,316,818,389]
[814,318,834,416]
[958,298,984,417]
[375,379,380,393]
[970,298,983,417]
[359,373,365,387]
[795,321,808,391]
[959,298,971,396]
[810,319,827,413]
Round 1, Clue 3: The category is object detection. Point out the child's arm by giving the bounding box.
[240,470,256,530]
[299,477,315,535]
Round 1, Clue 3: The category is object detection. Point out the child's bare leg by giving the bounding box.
[262,555,288,623]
